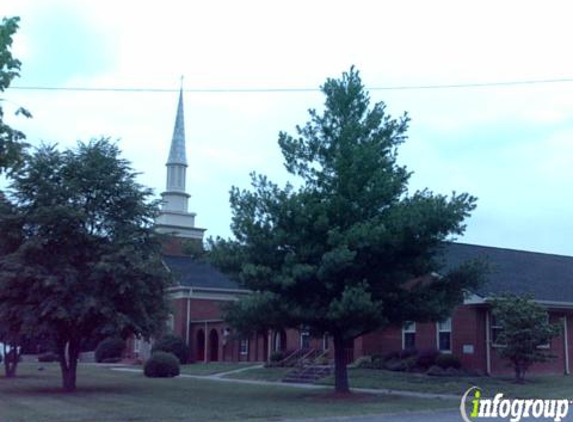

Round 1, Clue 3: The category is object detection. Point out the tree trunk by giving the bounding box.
[333,335,350,394]
[514,364,525,384]
[58,338,80,392]
[3,343,19,378]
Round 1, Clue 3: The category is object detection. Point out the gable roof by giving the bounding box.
[162,255,240,290]
[442,243,573,304]
[162,243,573,302]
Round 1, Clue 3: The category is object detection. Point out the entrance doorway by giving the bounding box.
[196,329,205,362]
[209,329,219,362]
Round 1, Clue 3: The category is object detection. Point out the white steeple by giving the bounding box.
[155,87,205,240]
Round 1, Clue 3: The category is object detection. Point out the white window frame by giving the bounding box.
[300,330,311,349]
[240,338,249,355]
[491,315,506,348]
[436,318,452,353]
[402,322,416,350]
[537,313,551,349]
[322,334,329,351]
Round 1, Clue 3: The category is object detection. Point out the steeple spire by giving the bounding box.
[154,85,205,240]
[167,87,187,166]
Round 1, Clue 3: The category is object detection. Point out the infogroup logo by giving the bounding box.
[460,386,570,422]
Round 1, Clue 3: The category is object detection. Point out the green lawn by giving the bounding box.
[179,362,258,376]
[223,366,291,381]
[228,366,573,399]
[0,364,455,422]
[319,368,573,399]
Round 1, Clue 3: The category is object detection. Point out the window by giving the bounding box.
[491,315,505,347]
[300,330,311,349]
[240,339,249,355]
[538,314,551,349]
[322,334,329,351]
[402,322,416,350]
[166,314,174,332]
[437,318,452,352]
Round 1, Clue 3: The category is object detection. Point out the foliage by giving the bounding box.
[210,67,482,393]
[426,365,447,376]
[144,352,180,378]
[270,351,284,362]
[416,349,440,370]
[491,294,561,383]
[181,239,206,259]
[0,139,171,390]
[0,16,31,175]
[151,334,189,364]
[435,353,461,369]
[95,338,126,363]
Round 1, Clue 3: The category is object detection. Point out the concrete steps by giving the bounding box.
[282,365,332,384]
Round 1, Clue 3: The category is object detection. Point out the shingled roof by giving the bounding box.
[162,255,240,290]
[162,243,573,302]
[442,243,573,304]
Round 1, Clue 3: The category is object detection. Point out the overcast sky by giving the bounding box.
[3,0,573,255]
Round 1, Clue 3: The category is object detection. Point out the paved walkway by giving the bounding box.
[111,367,459,400]
[279,409,509,422]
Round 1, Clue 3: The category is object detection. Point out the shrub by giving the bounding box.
[38,352,59,362]
[95,338,125,363]
[416,349,440,369]
[435,353,461,369]
[270,351,284,362]
[144,352,180,378]
[151,335,189,364]
[399,348,418,360]
[427,364,446,376]
[382,351,400,361]
[352,355,372,368]
[101,357,122,364]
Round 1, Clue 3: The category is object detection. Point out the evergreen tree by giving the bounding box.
[210,67,482,393]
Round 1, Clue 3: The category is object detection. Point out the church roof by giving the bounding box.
[163,243,573,302]
[442,242,573,304]
[167,88,187,166]
[163,254,239,290]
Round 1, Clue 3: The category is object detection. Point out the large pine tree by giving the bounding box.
[210,68,482,393]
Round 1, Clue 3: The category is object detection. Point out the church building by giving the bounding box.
[128,89,573,377]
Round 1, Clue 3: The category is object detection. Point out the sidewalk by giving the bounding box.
[111,366,459,400]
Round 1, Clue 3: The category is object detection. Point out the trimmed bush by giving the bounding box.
[352,355,372,368]
[435,353,461,369]
[95,337,125,363]
[151,335,189,365]
[144,352,180,378]
[270,351,284,362]
[416,349,440,369]
[426,364,446,376]
[399,348,418,360]
[38,352,59,362]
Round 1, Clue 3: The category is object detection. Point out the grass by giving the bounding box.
[179,362,258,376]
[0,364,456,422]
[318,368,573,399]
[223,366,290,381]
[229,366,573,399]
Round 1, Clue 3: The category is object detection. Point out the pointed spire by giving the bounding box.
[167,86,187,166]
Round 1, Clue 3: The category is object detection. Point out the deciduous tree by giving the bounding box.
[0,16,31,175]
[491,294,560,383]
[0,139,170,390]
[210,67,482,393]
